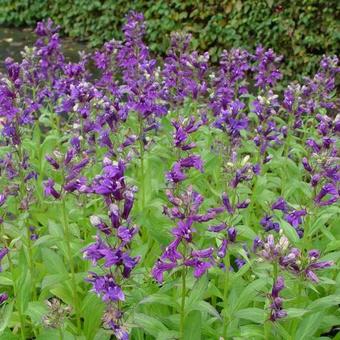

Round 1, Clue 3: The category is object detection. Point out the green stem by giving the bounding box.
[222,253,230,338]
[138,118,145,212]
[273,261,278,283]
[58,327,64,340]
[179,267,187,339]
[7,252,26,339]
[16,143,37,301]
[264,320,271,340]
[61,199,81,332]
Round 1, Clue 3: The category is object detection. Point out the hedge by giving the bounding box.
[0,0,339,76]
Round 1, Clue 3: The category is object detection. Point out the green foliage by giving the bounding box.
[1,0,339,76]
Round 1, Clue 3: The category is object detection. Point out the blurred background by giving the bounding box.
[0,0,339,76]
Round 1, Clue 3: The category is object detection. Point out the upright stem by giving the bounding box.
[16,143,37,302]
[222,253,230,338]
[7,251,26,339]
[138,117,145,211]
[61,198,81,332]
[273,261,278,283]
[180,267,187,339]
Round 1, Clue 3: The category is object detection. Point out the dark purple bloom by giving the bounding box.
[222,193,234,214]
[305,260,333,283]
[87,273,125,302]
[82,236,107,265]
[117,226,138,243]
[315,183,339,206]
[217,239,228,258]
[152,260,177,283]
[208,223,227,233]
[235,258,246,270]
[184,258,212,278]
[45,155,59,169]
[191,247,214,258]
[0,293,8,304]
[271,197,288,212]
[285,209,307,229]
[179,155,203,172]
[269,276,287,321]
[43,179,60,199]
[0,194,6,207]
[227,227,237,242]
[260,215,280,232]
[236,199,250,209]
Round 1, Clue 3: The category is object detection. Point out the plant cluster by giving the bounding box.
[0,12,339,340]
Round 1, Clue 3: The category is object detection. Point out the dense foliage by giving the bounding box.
[0,12,339,340]
[1,0,339,76]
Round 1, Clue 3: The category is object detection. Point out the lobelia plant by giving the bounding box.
[0,10,338,340]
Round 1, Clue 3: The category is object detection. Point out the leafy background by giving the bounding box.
[0,0,339,76]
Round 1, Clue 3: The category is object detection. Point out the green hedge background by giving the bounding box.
[1,0,339,76]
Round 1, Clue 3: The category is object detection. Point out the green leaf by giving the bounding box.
[308,295,340,311]
[0,301,14,333]
[279,219,300,244]
[295,312,324,339]
[186,276,208,312]
[140,293,179,308]
[82,294,105,340]
[234,308,265,324]
[42,248,68,275]
[231,278,267,312]
[133,313,168,338]
[285,308,309,319]
[183,310,201,340]
[25,302,48,324]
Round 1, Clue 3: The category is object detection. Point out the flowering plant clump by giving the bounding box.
[0,12,339,340]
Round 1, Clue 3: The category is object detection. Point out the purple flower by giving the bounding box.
[305,260,333,283]
[217,239,228,258]
[0,194,6,207]
[302,157,313,172]
[222,193,234,214]
[0,293,8,304]
[260,215,280,232]
[253,46,283,89]
[191,247,214,258]
[227,227,237,242]
[285,209,307,229]
[315,183,339,206]
[179,155,204,172]
[208,223,227,233]
[269,276,287,321]
[271,197,288,212]
[0,247,8,272]
[235,258,246,270]
[45,155,59,169]
[87,273,125,302]
[184,258,212,278]
[117,226,138,243]
[152,260,177,283]
[166,163,187,183]
[82,236,107,265]
[43,179,60,199]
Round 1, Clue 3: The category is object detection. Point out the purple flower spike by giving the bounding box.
[269,276,287,321]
